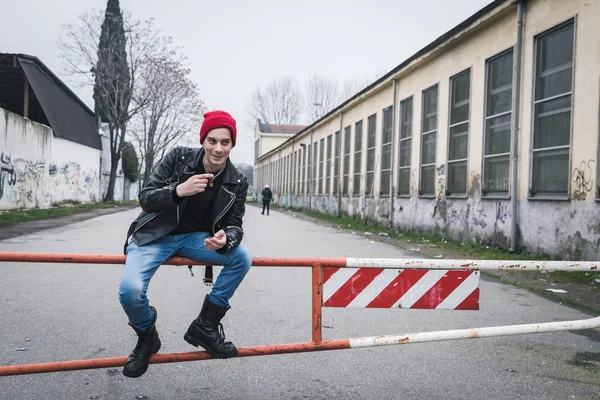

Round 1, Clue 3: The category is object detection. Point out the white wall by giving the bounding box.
[0,108,102,209]
[0,108,52,209]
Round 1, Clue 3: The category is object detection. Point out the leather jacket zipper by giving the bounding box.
[212,186,236,234]
[134,210,163,233]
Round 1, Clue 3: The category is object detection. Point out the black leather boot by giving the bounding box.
[184,295,238,358]
[123,306,161,378]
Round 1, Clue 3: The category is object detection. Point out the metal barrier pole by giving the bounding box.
[312,263,323,343]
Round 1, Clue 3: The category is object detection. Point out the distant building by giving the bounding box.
[254,0,600,260]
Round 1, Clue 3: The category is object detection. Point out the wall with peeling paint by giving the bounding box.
[255,0,600,260]
[0,108,101,209]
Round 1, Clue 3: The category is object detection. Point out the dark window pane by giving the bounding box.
[532,149,569,194]
[448,161,467,194]
[422,86,438,133]
[488,89,512,116]
[421,165,435,195]
[421,132,436,164]
[449,124,469,160]
[368,115,377,147]
[354,174,361,194]
[533,95,572,149]
[490,51,513,90]
[485,114,511,155]
[484,155,510,193]
[367,149,375,172]
[366,172,374,195]
[381,171,390,195]
[382,144,392,169]
[401,98,413,139]
[537,24,574,76]
[450,71,470,125]
[536,67,572,99]
[399,139,411,167]
[535,23,574,100]
[383,107,393,143]
[398,168,410,195]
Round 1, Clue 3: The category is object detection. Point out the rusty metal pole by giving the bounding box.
[312,263,323,343]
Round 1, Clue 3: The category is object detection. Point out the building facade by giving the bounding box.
[255,0,600,259]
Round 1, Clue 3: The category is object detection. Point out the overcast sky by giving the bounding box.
[1,0,493,165]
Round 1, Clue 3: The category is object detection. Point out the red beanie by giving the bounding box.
[200,110,237,147]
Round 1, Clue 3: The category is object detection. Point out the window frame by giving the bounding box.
[529,18,575,200]
[446,68,471,198]
[419,84,439,197]
[353,120,363,195]
[397,96,413,197]
[380,106,394,197]
[366,113,377,195]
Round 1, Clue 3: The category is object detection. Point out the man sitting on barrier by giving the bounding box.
[119,110,252,378]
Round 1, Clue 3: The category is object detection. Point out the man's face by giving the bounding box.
[202,128,232,171]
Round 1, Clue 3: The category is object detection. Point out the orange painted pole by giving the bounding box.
[0,340,351,376]
[0,252,347,268]
[312,263,323,343]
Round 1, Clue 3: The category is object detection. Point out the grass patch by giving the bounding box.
[0,201,138,225]
[271,202,552,262]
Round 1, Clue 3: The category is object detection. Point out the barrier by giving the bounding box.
[0,252,598,376]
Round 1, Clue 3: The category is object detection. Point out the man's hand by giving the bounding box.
[176,174,214,197]
[204,230,226,251]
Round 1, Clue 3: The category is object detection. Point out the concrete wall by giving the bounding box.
[255,0,600,260]
[0,107,139,209]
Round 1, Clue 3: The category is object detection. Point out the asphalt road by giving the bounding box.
[0,205,599,400]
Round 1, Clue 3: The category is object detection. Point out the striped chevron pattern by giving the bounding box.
[323,267,480,310]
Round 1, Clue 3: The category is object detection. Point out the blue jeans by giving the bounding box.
[119,232,252,331]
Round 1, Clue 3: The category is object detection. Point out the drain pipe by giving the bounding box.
[510,0,524,252]
[389,79,397,228]
[338,112,343,217]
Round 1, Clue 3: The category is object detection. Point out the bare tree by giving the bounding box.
[341,78,363,102]
[246,76,303,129]
[304,74,339,122]
[58,9,166,200]
[129,54,205,186]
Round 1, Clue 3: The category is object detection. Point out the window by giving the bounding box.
[353,121,363,194]
[292,151,297,194]
[326,135,332,194]
[283,156,288,194]
[366,114,377,194]
[483,50,513,195]
[531,21,574,196]
[302,146,307,194]
[420,85,438,195]
[334,131,340,194]
[447,70,471,195]
[319,138,324,194]
[398,97,413,195]
[343,125,351,195]
[313,142,318,194]
[380,107,393,196]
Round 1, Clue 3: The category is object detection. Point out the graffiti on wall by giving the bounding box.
[0,150,99,208]
[472,203,487,228]
[572,160,594,201]
[436,164,445,199]
[495,202,510,224]
[448,206,469,231]
[0,152,17,199]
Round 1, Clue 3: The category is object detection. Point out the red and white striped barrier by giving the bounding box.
[323,268,480,309]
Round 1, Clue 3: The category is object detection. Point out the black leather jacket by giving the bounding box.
[125,147,248,254]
